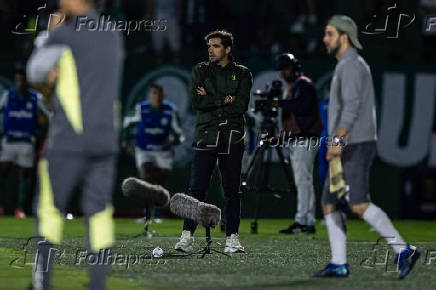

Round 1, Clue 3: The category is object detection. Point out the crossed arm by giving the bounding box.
[191,67,252,115]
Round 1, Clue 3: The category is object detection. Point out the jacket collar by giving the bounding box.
[209,60,236,71]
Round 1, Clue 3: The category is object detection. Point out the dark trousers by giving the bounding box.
[183,143,244,236]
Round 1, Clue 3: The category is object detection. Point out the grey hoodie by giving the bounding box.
[328,48,377,144]
[27,11,124,155]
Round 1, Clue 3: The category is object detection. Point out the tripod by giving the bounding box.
[241,118,296,234]
[133,205,157,238]
[197,227,230,258]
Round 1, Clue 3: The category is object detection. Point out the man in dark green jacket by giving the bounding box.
[174,30,252,253]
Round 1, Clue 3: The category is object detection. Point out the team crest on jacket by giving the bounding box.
[161,117,168,126]
[232,74,236,81]
[26,102,33,110]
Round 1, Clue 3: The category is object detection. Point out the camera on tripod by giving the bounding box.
[253,80,283,117]
[243,78,294,234]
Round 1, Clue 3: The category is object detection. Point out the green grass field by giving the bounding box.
[0,217,435,290]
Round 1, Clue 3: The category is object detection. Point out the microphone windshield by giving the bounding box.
[170,193,221,227]
[121,177,169,207]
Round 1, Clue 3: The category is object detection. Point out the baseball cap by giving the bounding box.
[327,15,363,50]
[274,53,300,71]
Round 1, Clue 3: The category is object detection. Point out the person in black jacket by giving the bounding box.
[274,53,323,234]
[174,30,252,253]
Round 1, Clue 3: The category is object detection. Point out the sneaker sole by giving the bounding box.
[174,246,193,253]
[313,274,349,278]
[224,248,245,253]
[313,271,349,278]
[279,230,315,235]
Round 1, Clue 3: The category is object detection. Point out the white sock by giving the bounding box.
[362,203,407,254]
[325,211,347,264]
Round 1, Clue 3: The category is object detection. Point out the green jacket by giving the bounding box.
[191,61,253,146]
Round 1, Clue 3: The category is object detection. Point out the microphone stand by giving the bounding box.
[143,205,153,237]
[198,226,230,258]
[133,204,155,238]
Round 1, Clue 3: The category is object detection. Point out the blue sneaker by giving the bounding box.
[313,263,350,278]
[395,246,420,279]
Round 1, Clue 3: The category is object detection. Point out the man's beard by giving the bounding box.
[209,56,221,63]
[327,38,341,56]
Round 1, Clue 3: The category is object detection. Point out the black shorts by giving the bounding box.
[322,141,376,206]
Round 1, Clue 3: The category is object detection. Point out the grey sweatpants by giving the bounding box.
[33,149,115,290]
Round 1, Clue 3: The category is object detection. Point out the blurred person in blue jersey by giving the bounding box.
[26,0,124,289]
[317,83,330,189]
[123,84,184,187]
[122,84,184,224]
[0,68,51,218]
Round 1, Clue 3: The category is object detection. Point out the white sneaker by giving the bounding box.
[224,234,245,253]
[174,230,194,252]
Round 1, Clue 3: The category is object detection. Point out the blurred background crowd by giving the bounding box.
[0,0,435,67]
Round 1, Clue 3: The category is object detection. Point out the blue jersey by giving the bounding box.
[318,99,329,186]
[2,88,39,141]
[319,99,329,138]
[135,100,180,151]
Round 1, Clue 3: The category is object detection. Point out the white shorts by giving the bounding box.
[135,147,173,169]
[0,139,35,168]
